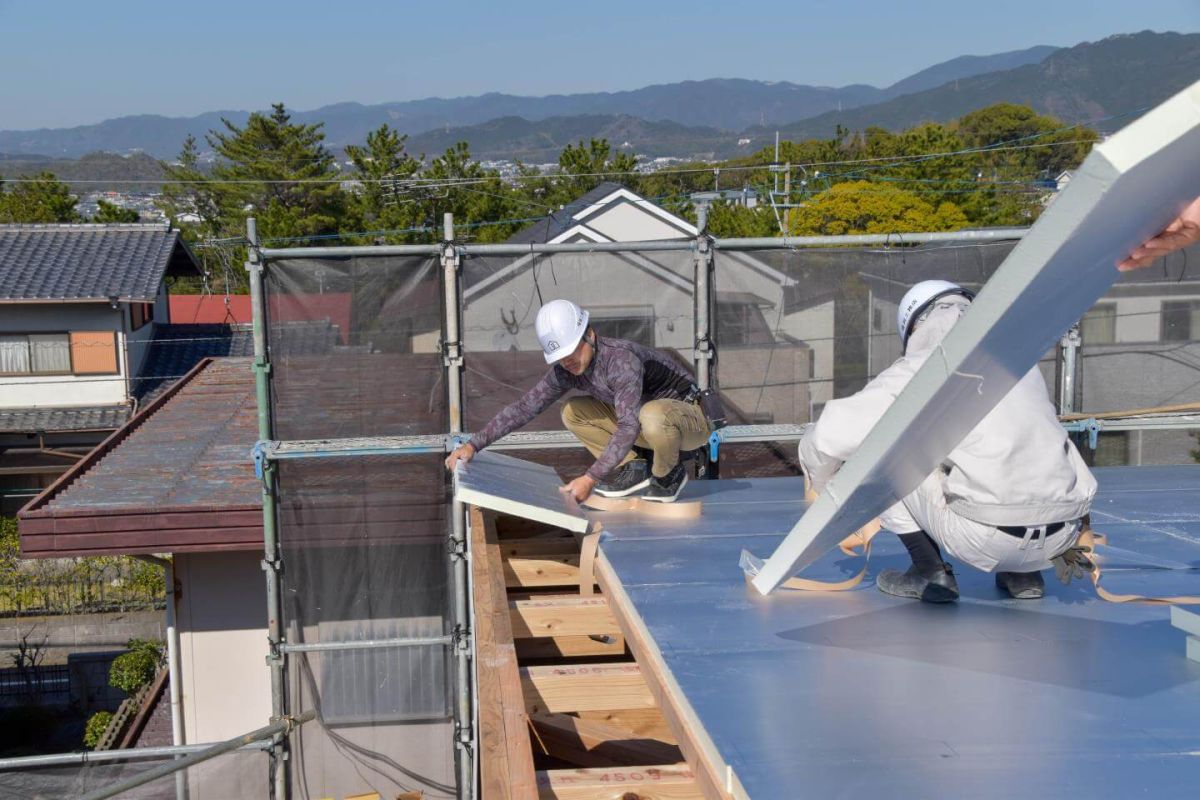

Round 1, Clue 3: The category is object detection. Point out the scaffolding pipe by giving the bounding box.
[712,228,1029,249]
[693,206,712,390]
[78,711,315,800]
[442,213,474,798]
[1059,323,1081,414]
[134,555,186,800]
[280,635,452,654]
[258,228,1031,261]
[247,218,289,800]
[0,740,272,771]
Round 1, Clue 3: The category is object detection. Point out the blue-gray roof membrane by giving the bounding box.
[0,223,198,302]
[593,465,1200,799]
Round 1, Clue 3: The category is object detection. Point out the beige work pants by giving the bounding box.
[561,396,710,478]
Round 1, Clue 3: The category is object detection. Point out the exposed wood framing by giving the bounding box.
[535,765,704,800]
[471,505,703,800]
[470,506,539,800]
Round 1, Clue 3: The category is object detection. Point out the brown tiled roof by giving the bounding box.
[19,358,263,557]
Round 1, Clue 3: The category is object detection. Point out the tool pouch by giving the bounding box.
[698,388,727,430]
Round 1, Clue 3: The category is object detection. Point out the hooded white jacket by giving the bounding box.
[800,297,1096,527]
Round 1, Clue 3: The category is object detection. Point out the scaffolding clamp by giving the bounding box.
[441,338,463,368]
[252,441,271,480]
[447,536,467,560]
[1084,417,1102,449]
[452,624,471,653]
[695,336,713,360]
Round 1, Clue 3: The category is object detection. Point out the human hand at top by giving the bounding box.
[1119,196,1200,271]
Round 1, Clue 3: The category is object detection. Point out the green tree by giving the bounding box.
[547,138,638,207]
[343,124,424,243]
[204,103,345,243]
[92,199,139,223]
[422,142,524,242]
[790,180,968,236]
[0,172,79,222]
[705,201,777,238]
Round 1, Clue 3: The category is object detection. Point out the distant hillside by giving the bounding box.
[0,151,166,191]
[406,114,732,162]
[0,45,1056,159]
[762,31,1200,142]
[882,45,1060,98]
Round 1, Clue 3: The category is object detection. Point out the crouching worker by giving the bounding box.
[444,299,711,503]
[799,280,1098,602]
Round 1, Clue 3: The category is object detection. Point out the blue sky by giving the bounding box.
[0,0,1197,130]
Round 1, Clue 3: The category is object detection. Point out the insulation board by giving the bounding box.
[453,449,589,533]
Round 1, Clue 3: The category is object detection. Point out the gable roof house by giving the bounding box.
[0,223,204,513]
[462,183,831,433]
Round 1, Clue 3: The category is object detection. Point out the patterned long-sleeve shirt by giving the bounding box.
[468,336,696,479]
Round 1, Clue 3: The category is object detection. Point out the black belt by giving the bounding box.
[997,521,1066,539]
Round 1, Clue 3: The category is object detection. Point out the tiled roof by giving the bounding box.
[134,323,255,404]
[41,357,260,513]
[134,320,339,404]
[0,404,130,433]
[502,181,628,247]
[0,223,198,302]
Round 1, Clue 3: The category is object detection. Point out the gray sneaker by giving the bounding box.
[642,464,688,503]
[594,460,651,497]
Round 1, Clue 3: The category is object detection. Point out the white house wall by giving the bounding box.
[583,202,690,243]
[175,550,271,744]
[0,304,127,408]
[779,300,835,408]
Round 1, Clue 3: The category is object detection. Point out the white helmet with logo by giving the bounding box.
[897,280,975,347]
[535,299,590,364]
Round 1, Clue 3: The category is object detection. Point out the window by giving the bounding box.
[130,302,154,331]
[0,331,118,375]
[1079,302,1116,345]
[715,300,772,346]
[591,314,656,347]
[1162,300,1200,342]
[872,307,883,332]
[0,333,71,374]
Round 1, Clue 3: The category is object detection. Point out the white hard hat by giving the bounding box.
[897,280,975,347]
[535,299,590,364]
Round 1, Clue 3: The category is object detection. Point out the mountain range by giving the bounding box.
[1,31,1196,168]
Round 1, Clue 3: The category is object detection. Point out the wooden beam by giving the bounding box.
[536,765,702,800]
[529,712,683,768]
[516,635,627,661]
[506,555,594,589]
[510,597,621,639]
[522,663,655,714]
[574,710,677,746]
[470,506,539,800]
[594,555,732,800]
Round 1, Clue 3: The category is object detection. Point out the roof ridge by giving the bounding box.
[0,222,171,231]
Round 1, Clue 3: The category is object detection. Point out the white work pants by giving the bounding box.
[881,471,1082,573]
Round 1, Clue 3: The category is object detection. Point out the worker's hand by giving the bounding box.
[560,475,597,503]
[1119,196,1200,271]
[444,443,476,472]
[1051,544,1095,585]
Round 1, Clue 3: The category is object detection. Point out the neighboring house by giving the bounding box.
[0,223,200,513]
[461,182,822,427]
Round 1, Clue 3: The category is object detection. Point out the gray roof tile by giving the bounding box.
[0,223,198,302]
[0,404,130,433]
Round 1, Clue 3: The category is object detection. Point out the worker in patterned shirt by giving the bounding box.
[444,299,710,503]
